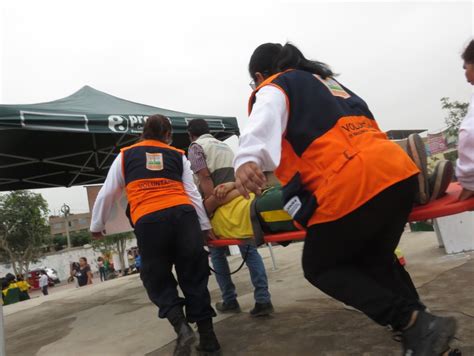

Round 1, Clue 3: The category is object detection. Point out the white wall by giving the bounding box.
[0,238,138,282]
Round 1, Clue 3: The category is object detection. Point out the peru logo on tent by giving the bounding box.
[108,115,129,132]
[108,115,149,133]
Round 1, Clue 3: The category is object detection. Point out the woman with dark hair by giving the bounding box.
[76,257,93,287]
[457,39,474,201]
[90,114,220,356]
[235,42,457,355]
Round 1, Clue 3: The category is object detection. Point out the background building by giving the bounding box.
[49,212,91,236]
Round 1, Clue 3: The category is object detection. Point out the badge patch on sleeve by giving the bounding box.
[146,152,164,171]
[314,75,351,99]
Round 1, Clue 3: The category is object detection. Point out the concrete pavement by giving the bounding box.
[3,231,473,355]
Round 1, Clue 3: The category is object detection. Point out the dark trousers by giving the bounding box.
[303,176,424,331]
[134,205,216,323]
[41,286,48,296]
[99,267,107,281]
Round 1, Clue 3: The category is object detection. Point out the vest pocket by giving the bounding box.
[330,148,360,174]
[281,172,318,228]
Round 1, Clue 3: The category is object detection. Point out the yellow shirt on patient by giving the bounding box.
[211,194,255,239]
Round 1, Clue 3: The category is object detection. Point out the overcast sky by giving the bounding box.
[0,0,472,215]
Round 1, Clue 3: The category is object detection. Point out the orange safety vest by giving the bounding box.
[249,70,419,227]
[121,140,191,224]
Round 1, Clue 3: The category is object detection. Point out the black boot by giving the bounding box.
[196,318,221,356]
[215,299,241,313]
[402,310,457,356]
[250,302,274,317]
[167,307,196,356]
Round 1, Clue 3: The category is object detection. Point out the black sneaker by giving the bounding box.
[406,134,430,205]
[215,300,241,313]
[250,302,274,317]
[402,311,457,356]
[429,160,454,202]
[196,330,222,356]
[173,323,196,356]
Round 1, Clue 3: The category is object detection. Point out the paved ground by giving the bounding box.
[3,231,473,356]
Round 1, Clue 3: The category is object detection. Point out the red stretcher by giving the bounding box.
[207,183,474,248]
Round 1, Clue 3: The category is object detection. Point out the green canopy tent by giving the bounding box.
[0,87,238,355]
[0,86,239,191]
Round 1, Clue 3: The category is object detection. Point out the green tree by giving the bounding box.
[52,235,67,251]
[441,97,469,136]
[53,230,92,251]
[71,230,92,247]
[0,191,50,276]
[91,232,134,273]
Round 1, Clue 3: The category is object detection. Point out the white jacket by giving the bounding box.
[39,274,49,288]
[456,94,474,191]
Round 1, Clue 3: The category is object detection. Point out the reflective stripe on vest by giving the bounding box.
[249,70,419,226]
[121,140,191,224]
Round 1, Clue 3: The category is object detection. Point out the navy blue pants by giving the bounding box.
[303,176,424,331]
[134,205,216,323]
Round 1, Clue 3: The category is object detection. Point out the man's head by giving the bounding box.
[142,115,173,144]
[462,39,474,85]
[187,119,210,142]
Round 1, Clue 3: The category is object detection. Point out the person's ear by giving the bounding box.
[255,72,266,84]
[167,131,173,144]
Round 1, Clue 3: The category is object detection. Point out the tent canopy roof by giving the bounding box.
[0,85,239,137]
[0,86,239,191]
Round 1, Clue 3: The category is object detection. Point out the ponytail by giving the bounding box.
[248,42,334,80]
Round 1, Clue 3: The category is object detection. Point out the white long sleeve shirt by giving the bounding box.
[90,152,211,233]
[456,94,474,191]
[39,274,49,288]
[234,86,289,171]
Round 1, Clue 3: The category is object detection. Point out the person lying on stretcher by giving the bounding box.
[202,181,297,240]
[202,181,408,265]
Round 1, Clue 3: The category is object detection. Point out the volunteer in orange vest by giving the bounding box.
[234,43,457,355]
[90,115,220,356]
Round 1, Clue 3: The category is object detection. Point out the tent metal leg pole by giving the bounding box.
[267,243,278,271]
[0,303,6,356]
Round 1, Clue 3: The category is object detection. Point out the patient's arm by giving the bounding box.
[204,183,240,215]
[214,182,237,200]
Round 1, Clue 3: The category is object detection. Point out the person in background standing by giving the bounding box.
[127,250,135,272]
[458,39,474,201]
[134,251,142,273]
[39,270,49,296]
[104,257,110,274]
[76,257,93,287]
[98,257,107,282]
